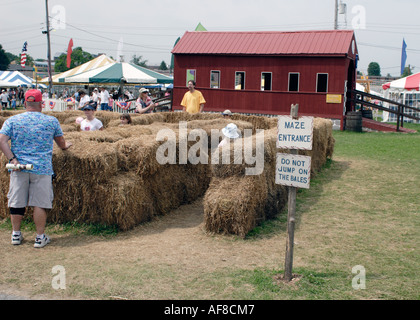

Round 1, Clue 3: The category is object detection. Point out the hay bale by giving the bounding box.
[300,118,334,174]
[204,175,268,238]
[203,117,334,237]
[0,110,335,235]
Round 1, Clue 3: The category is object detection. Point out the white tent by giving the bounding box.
[63,63,116,83]
[382,73,420,123]
[63,62,173,84]
[0,80,17,88]
[41,54,115,84]
[356,83,382,97]
[0,71,46,88]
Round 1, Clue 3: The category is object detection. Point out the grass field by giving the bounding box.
[0,124,419,300]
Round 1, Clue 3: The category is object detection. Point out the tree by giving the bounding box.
[6,52,34,67]
[402,66,413,77]
[367,62,381,76]
[131,55,147,67]
[0,45,10,70]
[159,60,168,70]
[54,47,93,72]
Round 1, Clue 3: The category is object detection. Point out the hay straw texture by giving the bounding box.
[0,110,334,235]
[203,117,335,237]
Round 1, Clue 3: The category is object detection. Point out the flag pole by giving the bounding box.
[45,0,53,98]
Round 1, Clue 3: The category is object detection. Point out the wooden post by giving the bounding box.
[284,104,299,282]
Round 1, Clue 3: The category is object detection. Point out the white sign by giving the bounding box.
[276,153,311,189]
[277,116,314,150]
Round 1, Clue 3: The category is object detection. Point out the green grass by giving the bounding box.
[237,125,420,299]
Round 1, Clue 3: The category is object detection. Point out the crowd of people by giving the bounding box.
[0,87,26,111]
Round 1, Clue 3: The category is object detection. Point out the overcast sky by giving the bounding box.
[1,0,419,76]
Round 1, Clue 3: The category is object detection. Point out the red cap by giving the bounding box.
[25,89,43,102]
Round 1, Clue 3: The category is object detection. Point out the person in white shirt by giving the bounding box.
[1,90,9,110]
[42,90,49,100]
[78,90,90,110]
[99,87,110,111]
[91,88,99,106]
[218,123,240,148]
[125,90,133,100]
[80,105,103,131]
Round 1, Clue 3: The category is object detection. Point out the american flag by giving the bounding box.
[21,42,28,68]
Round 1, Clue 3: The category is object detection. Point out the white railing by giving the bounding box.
[41,98,170,114]
[43,99,71,112]
[42,99,137,113]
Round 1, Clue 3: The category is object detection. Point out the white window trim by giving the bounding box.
[288,72,300,92]
[261,72,273,91]
[235,71,246,90]
[316,73,329,93]
[210,70,221,89]
[186,69,196,86]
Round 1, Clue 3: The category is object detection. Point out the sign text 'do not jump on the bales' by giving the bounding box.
[277,116,314,151]
[276,153,311,189]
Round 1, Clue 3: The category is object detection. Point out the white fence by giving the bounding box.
[42,99,138,113]
[43,99,69,112]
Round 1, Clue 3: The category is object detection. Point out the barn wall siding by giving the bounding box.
[173,54,353,121]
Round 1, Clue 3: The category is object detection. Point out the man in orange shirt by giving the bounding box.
[181,80,206,114]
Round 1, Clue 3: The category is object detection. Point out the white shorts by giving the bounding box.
[7,171,54,209]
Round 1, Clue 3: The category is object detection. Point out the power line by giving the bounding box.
[358,42,420,54]
[49,16,171,51]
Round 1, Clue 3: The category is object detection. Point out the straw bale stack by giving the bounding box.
[300,118,335,175]
[203,117,334,237]
[0,110,334,235]
[204,127,286,237]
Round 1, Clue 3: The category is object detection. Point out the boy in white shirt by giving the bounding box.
[80,105,103,131]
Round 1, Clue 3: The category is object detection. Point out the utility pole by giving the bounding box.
[45,0,53,98]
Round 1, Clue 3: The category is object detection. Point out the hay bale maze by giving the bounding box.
[0,110,335,236]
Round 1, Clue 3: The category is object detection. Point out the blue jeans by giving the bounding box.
[101,103,108,111]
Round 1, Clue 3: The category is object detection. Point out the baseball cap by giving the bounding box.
[139,88,149,94]
[82,105,95,111]
[25,89,42,102]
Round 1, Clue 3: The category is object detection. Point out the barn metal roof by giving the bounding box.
[172,30,356,56]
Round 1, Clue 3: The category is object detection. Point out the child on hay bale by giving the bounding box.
[218,123,241,148]
[119,113,132,126]
[80,105,103,131]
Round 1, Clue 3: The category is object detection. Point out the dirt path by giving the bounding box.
[0,197,286,299]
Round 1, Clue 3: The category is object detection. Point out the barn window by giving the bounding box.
[235,71,245,90]
[317,73,329,93]
[186,69,196,86]
[288,73,299,92]
[261,72,272,91]
[210,70,220,89]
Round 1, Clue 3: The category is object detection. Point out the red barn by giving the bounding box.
[171,30,359,129]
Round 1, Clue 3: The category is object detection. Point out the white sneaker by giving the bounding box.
[34,234,51,248]
[11,233,23,245]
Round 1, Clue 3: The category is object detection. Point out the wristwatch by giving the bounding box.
[8,155,16,163]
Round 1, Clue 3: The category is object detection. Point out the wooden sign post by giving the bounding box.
[276,104,314,282]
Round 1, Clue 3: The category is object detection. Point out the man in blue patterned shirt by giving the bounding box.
[0,89,72,248]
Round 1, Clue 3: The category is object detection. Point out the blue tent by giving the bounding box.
[0,71,47,88]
